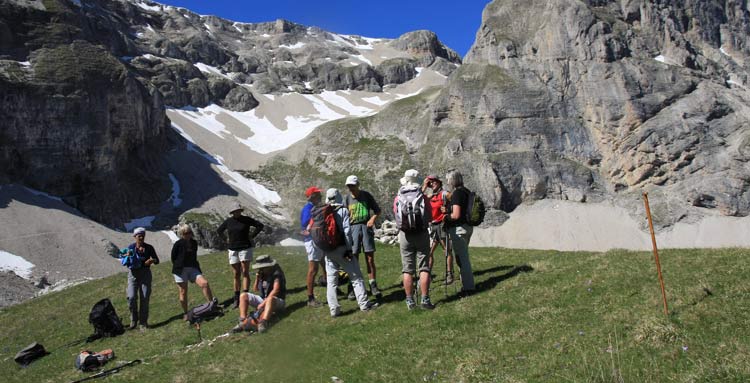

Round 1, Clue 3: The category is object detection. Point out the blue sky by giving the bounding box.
[155,0,490,57]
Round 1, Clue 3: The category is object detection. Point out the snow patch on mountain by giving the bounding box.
[0,251,35,279]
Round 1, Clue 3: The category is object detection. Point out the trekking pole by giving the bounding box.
[643,193,669,316]
[69,359,142,383]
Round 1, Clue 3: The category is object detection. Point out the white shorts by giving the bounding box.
[173,267,202,284]
[304,240,323,262]
[228,248,253,265]
[243,293,286,310]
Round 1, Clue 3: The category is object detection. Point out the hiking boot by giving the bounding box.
[307,299,323,308]
[421,297,436,310]
[361,300,379,312]
[370,281,382,299]
[445,272,454,285]
[347,287,356,301]
[405,298,417,310]
[330,308,341,318]
[139,323,150,331]
[231,318,254,333]
[457,289,474,299]
[128,321,138,330]
[257,320,268,334]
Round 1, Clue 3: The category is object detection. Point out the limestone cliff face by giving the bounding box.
[258,0,750,228]
[453,0,750,223]
[0,1,171,225]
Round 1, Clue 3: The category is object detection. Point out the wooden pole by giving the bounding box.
[642,192,669,316]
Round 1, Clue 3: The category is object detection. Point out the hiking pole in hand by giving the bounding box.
[643,192,669,316]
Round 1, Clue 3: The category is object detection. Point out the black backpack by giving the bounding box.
[87,299,124,342]
[186,299,222,324]
[14,342,49,366]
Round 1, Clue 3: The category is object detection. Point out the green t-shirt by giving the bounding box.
[344,190,381,224]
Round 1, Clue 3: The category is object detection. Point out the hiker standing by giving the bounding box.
[232,255,287,333]
[343,175,383,299]
[301,187,326,307]
[171,224,216,320]
[394,170,435,310]
[320,188,378,317]
[123,227,160,330]
[217,203,265,309]
[422,175,454,284]
[443,170,475,296]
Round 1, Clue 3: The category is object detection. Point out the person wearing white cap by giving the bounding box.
[217,202,265,309]
[343,175,383,299]
[321,188,378,317]
[394,169,435,310]
[122,227,160,330]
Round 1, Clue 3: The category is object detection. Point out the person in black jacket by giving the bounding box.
[217,203,265,308]
[123,227,160,330]
[171,224,215,320]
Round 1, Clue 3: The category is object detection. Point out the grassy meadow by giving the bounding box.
[1,245,749,382]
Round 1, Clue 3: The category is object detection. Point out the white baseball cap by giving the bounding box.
[345,175,359,186]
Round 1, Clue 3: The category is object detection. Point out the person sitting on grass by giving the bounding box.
[232,255,287,334]
[171,224,216,320]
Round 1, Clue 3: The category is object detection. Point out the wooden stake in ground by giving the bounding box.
[642,192,669,315]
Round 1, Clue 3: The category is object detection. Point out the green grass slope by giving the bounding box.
[1,246,749,382]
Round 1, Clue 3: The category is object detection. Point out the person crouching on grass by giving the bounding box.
[232,255,287,334]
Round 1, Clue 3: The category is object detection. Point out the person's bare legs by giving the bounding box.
[403,272,414,299]
[231,263,242,292]
[196,276,214,302]
[240,261,251,291]
[177,282,189,318]
[306,261,318,297]
[365,251,376,280]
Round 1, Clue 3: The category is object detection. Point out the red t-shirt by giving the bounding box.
[429,190,447,223]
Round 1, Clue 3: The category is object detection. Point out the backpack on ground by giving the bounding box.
[14,342,49,366]
[87,299,125,342]
[309,204,344,251]
[395,185,429,233]
[465,189,486,226]
[75,349,114,372]
[186,299,222,324]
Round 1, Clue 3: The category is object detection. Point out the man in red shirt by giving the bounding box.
[422,175,454,285]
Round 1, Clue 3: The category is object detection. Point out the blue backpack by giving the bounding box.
[119,245,143,269]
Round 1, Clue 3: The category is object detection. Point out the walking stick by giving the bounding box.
[643,193,669,316]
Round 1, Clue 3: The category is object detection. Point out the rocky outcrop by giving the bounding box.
[257,0,750,229]
[0,38,171,224]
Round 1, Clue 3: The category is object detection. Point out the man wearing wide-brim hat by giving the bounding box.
[232,255,287,334]
[217,202,265,309]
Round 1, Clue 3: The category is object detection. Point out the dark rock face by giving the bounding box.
[1,0,457,228]
[0,34,170,224]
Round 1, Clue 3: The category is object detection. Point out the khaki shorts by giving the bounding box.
[398,231,430,274]
[428,222,446,244]
[228,248,253,265]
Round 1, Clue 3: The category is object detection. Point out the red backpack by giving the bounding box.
[309,204,344,250]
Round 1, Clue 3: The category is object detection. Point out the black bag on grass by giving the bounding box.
[14,342,49,366]
[87,299,124,341]
[186,299,222,324]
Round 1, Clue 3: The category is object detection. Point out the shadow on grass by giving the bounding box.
[436,264,534,304]
[150,313,186,329]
